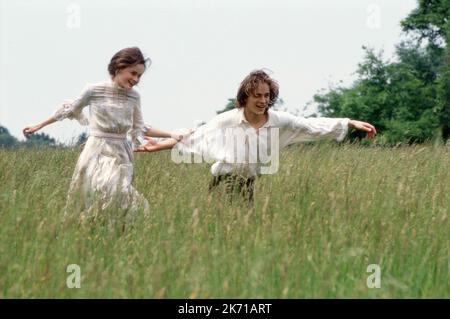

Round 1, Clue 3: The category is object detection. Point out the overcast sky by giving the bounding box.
[0,0,417,144]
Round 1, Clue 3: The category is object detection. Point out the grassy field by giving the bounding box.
[0,143,449,298]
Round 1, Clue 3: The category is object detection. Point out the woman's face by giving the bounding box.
[114,63,145,90]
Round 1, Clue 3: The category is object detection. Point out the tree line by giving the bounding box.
[0,125,87,148]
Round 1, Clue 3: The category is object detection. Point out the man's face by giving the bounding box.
[245,82,270,116]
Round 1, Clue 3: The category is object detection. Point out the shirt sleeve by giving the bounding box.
[130,94,147,149]
[174,119,227,163]
[53,84,92,125]
[280,112,350,146]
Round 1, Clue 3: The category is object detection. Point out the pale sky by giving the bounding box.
[0,0,417,144]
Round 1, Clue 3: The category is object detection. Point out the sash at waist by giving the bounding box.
[90,129,127,140]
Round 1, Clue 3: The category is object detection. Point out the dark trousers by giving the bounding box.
[208,174,255,204]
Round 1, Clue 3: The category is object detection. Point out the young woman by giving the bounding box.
[23,47,181,219]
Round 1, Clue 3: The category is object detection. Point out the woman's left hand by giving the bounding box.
[135,136,158,152]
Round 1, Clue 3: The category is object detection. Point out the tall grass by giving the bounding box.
[0,143,449,298]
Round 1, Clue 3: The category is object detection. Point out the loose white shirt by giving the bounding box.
[174,108,350,177]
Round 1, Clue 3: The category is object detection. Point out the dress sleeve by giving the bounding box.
[53,84,92,125]
[281,112,350,146]
[130,94,147,149]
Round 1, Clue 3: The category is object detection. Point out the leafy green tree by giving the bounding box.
[314,0,449,144]
[401,0,450,46]
[315,44,442,144]
[439,23,450,140]
[401,0,450,141]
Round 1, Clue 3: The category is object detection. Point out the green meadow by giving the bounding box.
[1,143,449,298]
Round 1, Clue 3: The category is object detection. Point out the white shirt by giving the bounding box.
[174,108,349,177]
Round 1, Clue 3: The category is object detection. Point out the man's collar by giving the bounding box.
[237,107,248,124]
[237,107,275,127]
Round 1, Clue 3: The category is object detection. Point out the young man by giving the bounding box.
[137,70,376,203]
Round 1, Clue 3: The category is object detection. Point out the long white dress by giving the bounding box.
[54,80,149,218]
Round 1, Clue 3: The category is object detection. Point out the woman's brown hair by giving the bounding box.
[108,47,151,77]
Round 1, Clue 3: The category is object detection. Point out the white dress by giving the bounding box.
[54,80,149,217]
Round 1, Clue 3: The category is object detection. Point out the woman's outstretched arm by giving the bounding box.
[145,126,193,141]
[146,126,172,138]
[23,116,57,136]
[135,136,178,152]
[23,85,93,137]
